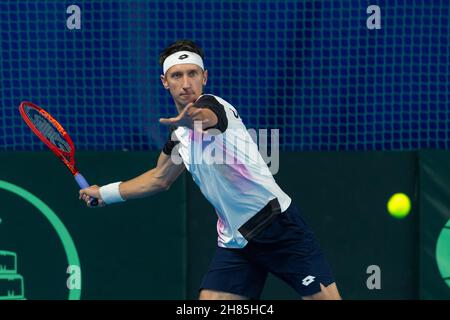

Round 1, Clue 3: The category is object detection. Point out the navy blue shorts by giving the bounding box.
[200,203,335,299]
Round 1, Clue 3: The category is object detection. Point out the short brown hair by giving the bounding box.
[159,39,204,67]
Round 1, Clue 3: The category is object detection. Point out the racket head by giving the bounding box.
[19,101,78,175]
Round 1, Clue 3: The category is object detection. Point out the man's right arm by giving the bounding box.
[121,151,185,199]
[79,151,185,207]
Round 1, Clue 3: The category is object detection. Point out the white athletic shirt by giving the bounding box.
[163,94,291,248]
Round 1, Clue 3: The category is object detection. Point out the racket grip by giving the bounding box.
[75,173,99,207]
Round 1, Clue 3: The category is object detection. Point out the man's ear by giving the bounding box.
[202,70,208,86]
[160,74,170,90]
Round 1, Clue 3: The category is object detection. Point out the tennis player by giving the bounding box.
[80,40,341,300]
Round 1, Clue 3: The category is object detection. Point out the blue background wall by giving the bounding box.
[1,0,449,151]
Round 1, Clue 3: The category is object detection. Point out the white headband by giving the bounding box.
[163,51,204,75]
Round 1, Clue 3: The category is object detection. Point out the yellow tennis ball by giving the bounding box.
[387,193,411,219]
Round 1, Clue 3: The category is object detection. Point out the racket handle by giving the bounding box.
[74,173,99,207]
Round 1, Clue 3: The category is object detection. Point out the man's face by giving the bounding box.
[161,64,208,109]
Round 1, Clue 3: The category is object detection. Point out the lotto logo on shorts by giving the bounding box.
[301,275,316,286]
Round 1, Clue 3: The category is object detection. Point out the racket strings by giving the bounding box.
[25,107,72,153]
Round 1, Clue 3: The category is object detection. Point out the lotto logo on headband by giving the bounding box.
[163,51,204,74]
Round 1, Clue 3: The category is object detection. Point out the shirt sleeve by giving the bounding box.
[194,95,228,132]
[162,126,180,155]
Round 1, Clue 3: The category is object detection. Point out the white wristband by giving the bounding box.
[99,182,125,205]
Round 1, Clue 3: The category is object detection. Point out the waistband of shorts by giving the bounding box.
[238,198,282,241]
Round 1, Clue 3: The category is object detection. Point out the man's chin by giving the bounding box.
[180,94,197,103]
[178,100,193,109]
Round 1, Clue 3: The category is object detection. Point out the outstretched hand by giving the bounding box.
[159,102,210,130]
[79,185,105,208]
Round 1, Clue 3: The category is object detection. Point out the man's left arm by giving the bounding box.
[187,105,219,130]
[160,95,228,132]
[159,102,217,130]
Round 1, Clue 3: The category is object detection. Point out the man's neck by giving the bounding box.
[175,102,184,114]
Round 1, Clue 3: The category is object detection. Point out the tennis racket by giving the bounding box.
[19,101,98,206]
